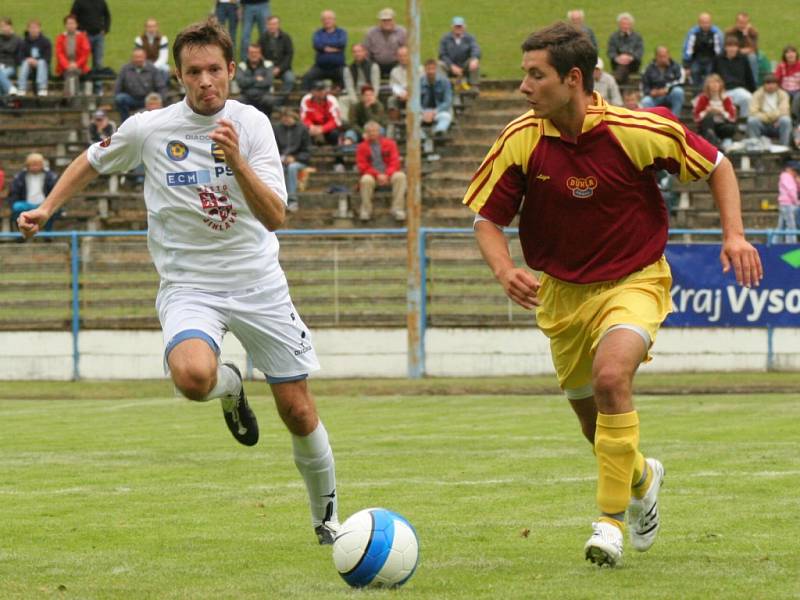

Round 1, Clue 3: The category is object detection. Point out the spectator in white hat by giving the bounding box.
[363,7,406,78]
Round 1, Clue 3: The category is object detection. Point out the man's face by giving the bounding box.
[619,17,632,33]
[177,44,233,116]
[28,22,41,38]
[724,43,739,58]
[27,159,44,173]
[593,67,601,81]
[380,18,394,32]
[364,124,380,141]
[764,81,779,93]
[280,114,295,126]
[311,88,327,102]
[145,20,158,36]
[0,21,12,36]
[353,44,366,62]
[424,62,437,80]
[736,14,749,30]
[568,12,583,27]
[321,11,335,29]
[267,18,279,35]
[452,24,464,37]
[397,47,408,65]
[145,98,162,110]
[65,18,77,34]
[698,14,711,31]
[519,50,573,119]
[131,49,146,68]
[362,89,375,104]
[247,45,262,64]
[655,47,670,67]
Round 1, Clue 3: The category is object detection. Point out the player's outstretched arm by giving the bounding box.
[708,156,763,287]
[474,219,540,309]
[17,151,100,239]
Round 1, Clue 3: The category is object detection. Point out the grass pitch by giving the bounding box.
[1,381,799,599]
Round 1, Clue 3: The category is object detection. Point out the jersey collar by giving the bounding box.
[181,97,228,126]
[540,91,607,139]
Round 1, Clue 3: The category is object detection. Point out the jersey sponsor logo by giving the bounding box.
[536,173,550,181]
[185,134,211,141]
[211,142,226,163]
[566,175,598,198]
[99,137,111,148]
[199,189,238,230]
[166,170,211,186]
[166,140,189,161]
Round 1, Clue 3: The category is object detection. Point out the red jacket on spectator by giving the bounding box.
[774,60,800,94]
[356,136,402,178]
[55,31,91,76]
[300,93,342,134]
[693,93,737,123]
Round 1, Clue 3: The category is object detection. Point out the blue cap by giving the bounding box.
[452,16,465,26]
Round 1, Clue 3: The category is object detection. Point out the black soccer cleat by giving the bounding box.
[221,362,259,446]
[315,522,340,545]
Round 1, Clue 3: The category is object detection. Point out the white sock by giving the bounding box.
[293,421,338,527]
[205,364,242,404]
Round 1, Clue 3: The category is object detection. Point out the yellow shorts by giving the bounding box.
[535,256,672,395]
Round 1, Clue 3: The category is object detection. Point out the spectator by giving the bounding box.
[0,17,21,96]
[363,8,406,78]
[214,1,239,53]
[682,12,722,86]
[622,89,641,109]
[725,12,758,85]
[777,161,800,243]
[747,74,793,147]
[301,10,346,91]
[114,48,166,122]
[593,58,621,106]
[340,43,380,123]
[356,120,407,222]
[144,91,163,110]
[236,43,275,117]
[345,85,386,144]
[87,108,115,144]
[713,36,756,118]
[607,12,643,84]
[16,19,52,97]
[388,45,410,118]
[8,153,58,234]
[134,18,169,84]
[693,74,737,150]
[438,16,481,91]
[0,161,5,197]
[273,107,311,213]
[775,45,800,121]
[640,46,685,117]
[69,0,111,91]
[420,59,453,137]
[567,9,597,49]
[259,15,294,93]
[55,14,91,97]
[239,0,270,62]
[300,80,343,170]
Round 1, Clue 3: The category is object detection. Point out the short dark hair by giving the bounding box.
[63,14,77,24]
[521,22,597,94]
[424,58,437,67]
[782,45,798,63]
[724,35,739,47]
[173,19,233,72]
[762,73,778,84]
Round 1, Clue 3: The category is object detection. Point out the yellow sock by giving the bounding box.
[595,411,640,519]
[631,451,651,499]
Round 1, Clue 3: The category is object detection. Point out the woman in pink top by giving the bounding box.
[777,161,800,243]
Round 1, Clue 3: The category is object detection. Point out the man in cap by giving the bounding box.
[363,8,406,78]
[438,16,481,91]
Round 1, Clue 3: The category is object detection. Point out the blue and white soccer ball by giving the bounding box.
[332,508,419,588]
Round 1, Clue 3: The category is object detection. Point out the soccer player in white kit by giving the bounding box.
[17,20,340,545]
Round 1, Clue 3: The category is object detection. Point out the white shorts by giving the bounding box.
[156,276,320,383]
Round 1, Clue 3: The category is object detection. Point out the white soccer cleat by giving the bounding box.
[628,457,665,552]
[584,521,623,567]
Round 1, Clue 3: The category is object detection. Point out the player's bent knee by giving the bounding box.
[592,364,632,398]
[172,362,216,401]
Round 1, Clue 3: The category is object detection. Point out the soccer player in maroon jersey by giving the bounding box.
[464,22,762,567]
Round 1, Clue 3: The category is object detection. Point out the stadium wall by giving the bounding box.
[4,328,800,380]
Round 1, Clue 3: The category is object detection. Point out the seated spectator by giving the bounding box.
[345,85,386,144]
[775,45,800,121]
[55,14,91,97]
[16,20,51,97]
[144,91,163,111]
[300,80,344,170]
[134,18,170,85]
[622,89,641,109]
[8,153,58,234]
[776,161,800,243]
[607,12,643,84]
[593,58,621,106]
[567,9,597,49]
[640,46,685,117]
[273,108,310,213]
[259,15,295,93]
[388,45,410,118]
[713,36,755,118]
[693,74,736,150]
[438,16,480,92]
[340,43,380,123]
[114,47,166,122]
[236,43,275,117]
[301,10,346,91]
[725,12,759,86]
[364,8,406,78]
[0,17,22,96]
[356,120,407,222]
[87,109,115,144]
[682,12,722,86]
[747,74,793,147]
[420,59,453,137]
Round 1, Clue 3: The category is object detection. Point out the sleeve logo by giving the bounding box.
[166,140,189,161]
[566,175,598,198]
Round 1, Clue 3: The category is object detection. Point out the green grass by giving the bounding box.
[1,378,799,599]
[3,1,796,81]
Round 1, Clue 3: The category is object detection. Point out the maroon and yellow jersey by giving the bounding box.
[464,93,719,283]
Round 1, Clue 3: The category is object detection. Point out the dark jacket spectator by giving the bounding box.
[438,25,481,72]
[236,45,275,117]
[420,60,453,135]
[640,57,683,97]
[69,0,111,36]
[713,50,756,92]
[114,48,166,122]
[0,19,22,95]
[87,109,116,144]
[8,153,59,232]
[259,19,293,79]
[607,12,644,84]
[16,22,52,95]
[682,14,723,84]
[274,116,311,165]
[17,28,52,67]
[9,167,58,204]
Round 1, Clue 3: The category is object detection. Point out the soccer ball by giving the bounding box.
[332,507,419,588]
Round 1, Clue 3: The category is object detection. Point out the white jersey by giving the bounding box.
[87,99,288,291]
